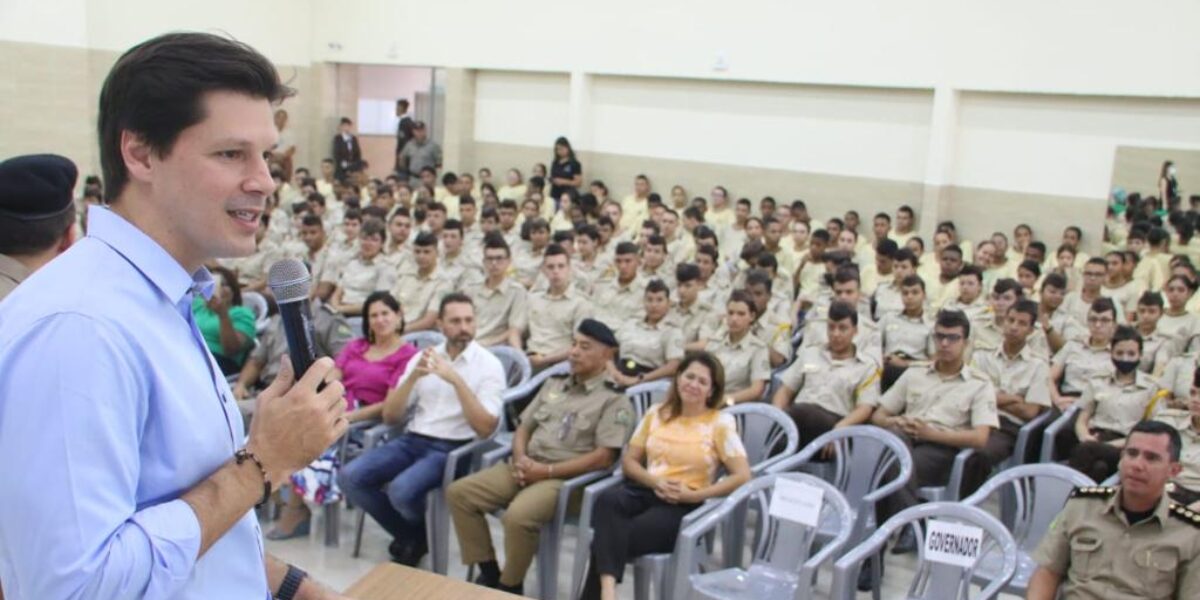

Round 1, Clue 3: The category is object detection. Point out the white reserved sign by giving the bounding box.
[923,520,984,568]
[768,478,824,527]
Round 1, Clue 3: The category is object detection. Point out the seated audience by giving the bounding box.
[608,280,683,386]
[703,291,770,404]
[972,300,1051,465]
[193,265,257,375]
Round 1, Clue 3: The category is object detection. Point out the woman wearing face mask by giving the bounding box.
[1067,326,1164,483]
[1160,160,1181,211]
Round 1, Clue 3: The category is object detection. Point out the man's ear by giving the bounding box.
[120,130,155,184]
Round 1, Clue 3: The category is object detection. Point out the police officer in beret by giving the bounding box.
[1028,419,1200,599]
[445,318,633,595]
[0,154,78,303]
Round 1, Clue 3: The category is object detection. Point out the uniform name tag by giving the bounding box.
[924,520,984,568]
[769,478,823,527]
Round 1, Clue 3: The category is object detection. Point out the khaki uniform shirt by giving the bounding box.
[1028,306,1087,357]
[1063,290,1126,327]
[465,278,528,345]
[860,265,892,298]
[878,312,934,361]
[1177,421,1200,490]
[391,267,452,320]
[794,255,826,302]
[591,275,648,331]
[697,275,733,312]
[1033,486,1200,600]
[1158,311,1200,355]
[873,364,1000,431]
[1139,329,1174,375]
[872,280,905,321]
[616,318,684,370]
[379,247,417,280]
[512,245,546,287]
[780,346,881,417]
[1080,372,1161,434]
[756,307,795,362]
[0,254,31,303]
[1054,340,1115,395]
[441,251,485,290]
[942,295,990,327]
[337,256,389,306]
[324,238,361,278]
[525,287,590,355]
[972,344,1051,425]
[705,331,770,395]
[802,313,881,363]
[668,234,696,266]
[224,240,282,288]
[671,300,715,345]
[1102,279,1144,317]
[520,372,634,464]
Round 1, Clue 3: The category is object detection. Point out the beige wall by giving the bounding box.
[1112,146,1200,201]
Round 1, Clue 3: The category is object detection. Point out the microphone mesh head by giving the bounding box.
[268,258,312,303]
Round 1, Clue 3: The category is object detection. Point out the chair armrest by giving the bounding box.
[1012,409,1055,464]
[862,454,914,505]
[1040,405,1081,463]
[943,447,976,501]
[441,438,492,487]
[672,497,738,593]
[553,468,617,529]
[577,473,625,529]
[480,434,514,468]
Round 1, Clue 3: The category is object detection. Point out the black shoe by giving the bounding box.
[473,570,500,588]
[387,539,407,562]
[389,537,428,567]
[891,526,917,555]
[497,581,523,596]
[856,551,885,592]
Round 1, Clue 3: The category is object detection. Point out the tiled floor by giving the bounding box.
[264,502,1023,599]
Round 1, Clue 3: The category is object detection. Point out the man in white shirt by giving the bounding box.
[338,293,506,566]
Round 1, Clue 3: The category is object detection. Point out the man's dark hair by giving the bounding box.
[498,199,518,212]
[936,309,971,339]
[755,253,778,273]
[1112,324,1143,353]
[875,239,899,258]
[1138,290,1165,309]
[675,263,701,284]
[832,265,861,288]
[683,206,705,223]
[543,243,569,260]
[443,218,463,234]
[644,234,667,251]
[744,269,773,293]
[576,224,600,241]
[810,229,831,244]
[339,117,353,126]
[958,264,982,283]
[827,300,858,327]
[360,218,386,241]
[483,234,511,257]
[941,244,964,259]
[874,212,891,224]
[992,278,1023,298]
[458,195,476,207]
[615,241,640,256]
[413,231,438,247]
[99,33,295,202]
[696,244,719,263]
[897,205,914,218]
[645,279,670,298]
[1041,272,1067,291]
[894,248,917,266]
[438,292,474,318]
[727,289,760,317]
[300,214,323,229]
[307,192,326,207]
[343,208,363,223]
[1129,420,1182,462]
[427,201,447,215]
[1090,297,1117,319]
[694,226,718,243]
[1019,259,1042,278]
[1009,299,1039,324]
[900,274,925,291]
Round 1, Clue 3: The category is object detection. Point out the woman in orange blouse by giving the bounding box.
[580,351,751,600]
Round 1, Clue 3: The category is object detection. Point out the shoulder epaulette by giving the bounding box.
[1169,502,1200,528]
[1069,486,1116,499]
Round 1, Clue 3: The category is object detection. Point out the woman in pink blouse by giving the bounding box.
[267,291,418,539]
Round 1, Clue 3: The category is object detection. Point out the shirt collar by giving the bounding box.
[572,370,606,392]
[86,206,214,304]
[0,254,32,283]
[1103,486,1171,527]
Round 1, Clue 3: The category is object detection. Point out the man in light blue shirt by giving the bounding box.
[0,33,350,599]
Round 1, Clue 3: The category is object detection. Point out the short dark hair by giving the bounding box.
[413,231,438,247]
[343,207,363,223]
[827,300,858,326]
[744,269,773,293]
[438,292,474,318]
[900,274,925,291]
[897,205,914,217]
[1129,420,1182,462]
[300,214,323,229]
[941,244,963,259]
[675,263,701,284]
[726,289,760,317]
[1019,259,1042,278]
[1089,297,1117,318]
[615,241,640,256]
[1042,273,1069,292]
[875,239,899,258]
[644,234,667,251]
[645,279,670,298]
[0,206,75,255]
[1112,324,1143,353]
[936,309,971,338]
[894,248,917,266]
[874,212,891,223]
[483,235,511,257]
[992,278,1023,297]
[359,218,386,241]
[1138,290,1165,309]
[443,218,463,234]
[696,245,719,263]
[958,264,983,283]
[1010,299,1039,324]
[810,229,831,243]
[99,33,294,202]
[543,243,569,260]
[427,201,447,215]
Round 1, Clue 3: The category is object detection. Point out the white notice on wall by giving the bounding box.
[768,478,823,527]
[923,520,984,568]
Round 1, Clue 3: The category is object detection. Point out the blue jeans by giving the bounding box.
[338,433,464,541]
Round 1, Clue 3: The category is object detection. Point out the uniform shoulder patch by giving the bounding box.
[1069,486,1116,499]
[1168,502,1200,529]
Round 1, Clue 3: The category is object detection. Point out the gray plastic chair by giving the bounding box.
[766,425,915,597]
[829,502,1019,600]
[487,345,533,388]
[916,447,977,502]
[962,463,1095,595]
[240,291,271,334]
[1040,405,1082,463]
[1001,409,1055,470]
[572,403,800,600]
[400,330,446,350]
[1101,472,1120,486]
[676,473,855,600]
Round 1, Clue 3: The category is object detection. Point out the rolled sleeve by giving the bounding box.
[0,315,201,599]
[474,353,508,421]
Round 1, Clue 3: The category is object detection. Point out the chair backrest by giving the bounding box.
[241,291,270,332]
[401,330,446,350]
[723,403,799,473]
[830,502,1019,600]
[768,425,914,543]
[502,361,571,430]
[624,380,672,422]
[746,473,855,576]
[487,345,533,388]
[963,463,1094,554]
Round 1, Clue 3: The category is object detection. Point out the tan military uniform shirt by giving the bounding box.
[1033,486,1200,599]
[520,372,634,463]
[1138,329,1174,375]
[1063,290,1126,326]
[616,318,684,370]
[802,313,881,363]
[525,287,590,355]
[1053,340,1115,395]
[1080,372,1162,434]
[872,364,1000,431]
[756,306,795,362]
[1102,279,1144,317]
[972,344,1051,425]
[224,240,282,288]
[1158,311,1200,355]
[780,345,881,417]
[942,295,990,327]
[671,300,715,345]
[872,280,905,321]
[793,255,826,303]
[1177,421,1200,490]
[337,256,389,306]
[441,251,485,290]
[465,278,528,345]
[705,330,770,395]
[0,254,31,303]
[591,275,647,331]
[878,312,934,361]
[512,245,546,287]
[390,267,452,320]
[697,275,733,312]
[668,234,696,266]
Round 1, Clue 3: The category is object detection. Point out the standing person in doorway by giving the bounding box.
[399,121,442,189]
[393,98,416,177]
[332,116,362,179]
[1161,160,1182,211]
[548,136,582,210]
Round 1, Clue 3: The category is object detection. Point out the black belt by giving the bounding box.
[407,431,472,446]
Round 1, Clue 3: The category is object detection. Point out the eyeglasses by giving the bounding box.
[933,333,964,343]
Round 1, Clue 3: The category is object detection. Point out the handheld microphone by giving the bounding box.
[267,258,323,385]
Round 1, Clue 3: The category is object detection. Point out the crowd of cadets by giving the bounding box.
[215,161,1200,510]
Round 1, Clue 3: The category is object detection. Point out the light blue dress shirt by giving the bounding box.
[0,206,269,599]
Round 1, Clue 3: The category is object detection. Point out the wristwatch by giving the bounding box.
[276,564,308,600]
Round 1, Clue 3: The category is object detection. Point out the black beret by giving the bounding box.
[0,154,78,221]
[577,318,619,348]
